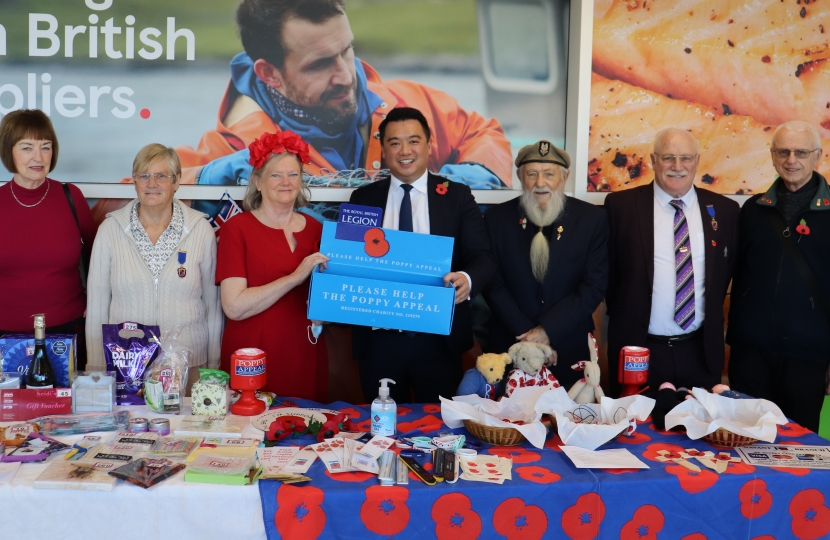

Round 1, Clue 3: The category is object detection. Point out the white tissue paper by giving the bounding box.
[440,387,550,448]
[664,387,787,443]
[534,387,655,451]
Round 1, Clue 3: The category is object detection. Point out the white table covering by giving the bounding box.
[1,400,266,540]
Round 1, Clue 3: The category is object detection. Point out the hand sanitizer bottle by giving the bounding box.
[371,378,397,437]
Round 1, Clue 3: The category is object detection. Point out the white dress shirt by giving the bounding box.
[649,183,706,335]
[382,171,471,295]
[383,171,431,233]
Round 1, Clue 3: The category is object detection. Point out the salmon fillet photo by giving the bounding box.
[588,74,830,193]
[590,0,830,193]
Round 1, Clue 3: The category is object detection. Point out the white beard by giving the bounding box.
[520,188,567,282]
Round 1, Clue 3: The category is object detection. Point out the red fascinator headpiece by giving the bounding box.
[248,130,311,170]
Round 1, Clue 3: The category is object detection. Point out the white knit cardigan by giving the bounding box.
[85,199,223,371]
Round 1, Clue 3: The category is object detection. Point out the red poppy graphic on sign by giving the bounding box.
[789,489,830,539]
[620,505,664,540]
[561,492,605,540]
[431,493,482,540]
[493,498,548,540]
[396,406,413,416]
[397,414,443,434]
[751,536,775,540]
[360,485,410,536]
[364,228,390,257]
[739,479,772,519]
[680,534,707,540]
[665,465,719,494]
[354,418,371,432]
[487,446,541,464]
[516,466,561,484]
[325,470,374,483]
[777,422,811,438]
[423,404,441,413]
[275,484,326,540]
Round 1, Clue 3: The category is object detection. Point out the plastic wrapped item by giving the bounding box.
[0,372,22,389]
[189,454,256,476]
[1,422,39,447]
[108,458,185,489]
[72,371,116,413]
[36,411,130,436]
[76,443,145,467]
[191,369,230,416]
[143,326,190,415]
[0,433,69,463]
[149,437,202,459]
[102,322,161,405]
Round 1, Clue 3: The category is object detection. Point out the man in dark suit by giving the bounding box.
[483,141,608,389]
[605,128,739,396]
[349,107,494,403]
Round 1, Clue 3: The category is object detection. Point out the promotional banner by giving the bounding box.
[0,0,571,215]
[589,0,830,195]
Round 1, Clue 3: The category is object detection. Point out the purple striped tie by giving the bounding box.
[670,199,695,330]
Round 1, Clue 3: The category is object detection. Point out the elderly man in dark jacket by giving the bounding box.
[727,120,830,432]
[483,141,608,389]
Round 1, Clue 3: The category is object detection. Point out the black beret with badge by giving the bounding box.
[515,140,570,169]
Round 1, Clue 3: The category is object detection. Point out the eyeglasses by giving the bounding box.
[133,172,177,182]
[655,154,697,164]
[771,148,820,159]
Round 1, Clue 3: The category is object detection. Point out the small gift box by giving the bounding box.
[72,371,116,413]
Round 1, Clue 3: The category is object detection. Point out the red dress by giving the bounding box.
[216,212,327,401]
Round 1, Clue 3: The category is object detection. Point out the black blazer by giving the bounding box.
[483,196,608,363]
[348,173,495,357]
[605,183,739,390]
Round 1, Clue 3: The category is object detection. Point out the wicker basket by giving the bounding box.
[463,419,526,446]
[702,428,758,448]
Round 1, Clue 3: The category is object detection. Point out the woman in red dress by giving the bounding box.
[216,132,329,400]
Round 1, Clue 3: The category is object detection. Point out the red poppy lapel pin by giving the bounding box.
[435,181,449,195]
[796,218,810,242]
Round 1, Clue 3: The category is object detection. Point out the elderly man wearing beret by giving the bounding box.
[483,141,609,388]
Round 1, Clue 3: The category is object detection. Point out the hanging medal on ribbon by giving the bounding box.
[706,205,717,231]
[177,251,187,278]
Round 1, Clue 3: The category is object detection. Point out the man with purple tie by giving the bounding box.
[604,128,740,396]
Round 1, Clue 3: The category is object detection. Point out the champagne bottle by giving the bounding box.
[26,314,56,388]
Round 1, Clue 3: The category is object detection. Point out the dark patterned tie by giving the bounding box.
[399,184,414,233]
[398,183,417,337]
[670,199,695,330]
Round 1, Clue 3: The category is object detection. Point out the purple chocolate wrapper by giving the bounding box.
[102,322,161,405]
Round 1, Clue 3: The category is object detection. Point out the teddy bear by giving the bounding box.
[456,353,512,399]
[567,334,605,404]
[503,342,560,398]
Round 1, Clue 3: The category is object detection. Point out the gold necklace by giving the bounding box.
[10,179,50,208]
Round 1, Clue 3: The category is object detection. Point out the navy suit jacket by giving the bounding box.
[605,183,739,391]
[483,197,608,366]
[348,173,495,358]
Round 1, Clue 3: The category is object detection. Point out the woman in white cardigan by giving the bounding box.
[85,144,222,388]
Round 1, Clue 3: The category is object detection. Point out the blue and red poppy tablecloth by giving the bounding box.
[259,399,830,540]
